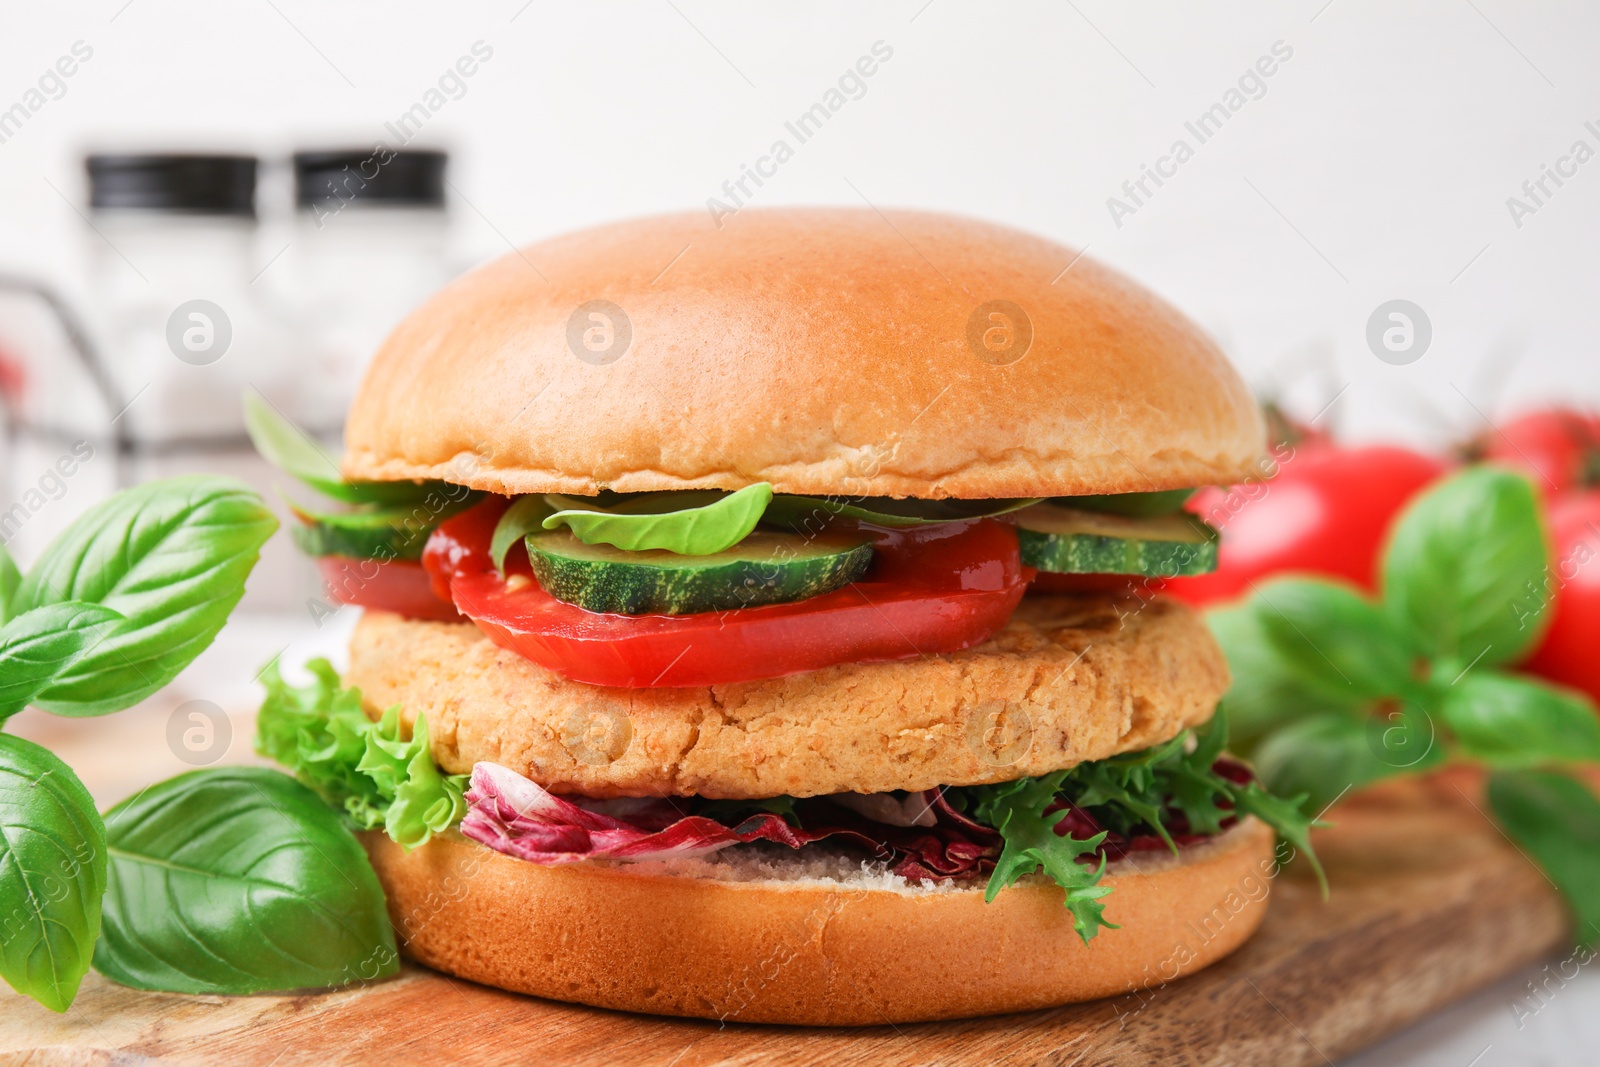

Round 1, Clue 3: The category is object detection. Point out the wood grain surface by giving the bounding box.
[0,770,1571,1067]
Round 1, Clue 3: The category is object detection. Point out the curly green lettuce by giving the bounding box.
[255,658,467,849]
[962,707,1325,944]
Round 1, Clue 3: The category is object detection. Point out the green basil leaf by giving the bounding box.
[1442,671,1600,766]
[1254,710,1441,815]
[1206,602,1364,751]
[0,603,125,722]
[543,483,774,555]
[95,767,398,994]
[0,734,107,1012]
[1382,466,1548,668]
[244,390,436,506]
[491,495,555,573]
[1053,488,1195,517]
[764,494,1037,531]
[11,476,277,717]
[1250,578,1422,703]
[0,540,20,624]
[1488,769,1600,945]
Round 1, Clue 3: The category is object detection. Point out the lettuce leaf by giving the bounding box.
[255,658,467,848]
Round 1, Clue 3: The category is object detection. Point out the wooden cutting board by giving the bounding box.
[0,769,1571,1067]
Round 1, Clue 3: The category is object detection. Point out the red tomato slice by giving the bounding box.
[316,556,461,622]
[1522,491,1600,704]
[424,497,1028,688]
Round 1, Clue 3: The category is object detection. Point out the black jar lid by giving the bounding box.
[293,149,446,208]
[86,154,258,216]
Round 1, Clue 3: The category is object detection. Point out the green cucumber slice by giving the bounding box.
[290,496,477,561]
[1014,504,1218,577]
[525,529,872,615]
[1053,488,1196,517]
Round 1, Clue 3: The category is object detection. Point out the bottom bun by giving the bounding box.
[366,817,1276,1025]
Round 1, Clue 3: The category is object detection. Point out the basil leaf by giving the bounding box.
[1254,710,1441,815]
[0,603,125,722]
[1250,578,1421,703]
[0,734,107,1012]
[1488,769,1600,944]
[491,495,554,573]
[0,540,20,623]
[764,494,1037,531]
[1442,671,1600,766]
[1382,466,1547,669]
[543,483,774,555]
[11,477,277,716]
[1206,602,1363,751]
[1053,488,1195,517]
[95,767,398,994]
[244,390,436,506]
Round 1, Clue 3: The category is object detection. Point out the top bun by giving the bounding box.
[344,209,1264,498]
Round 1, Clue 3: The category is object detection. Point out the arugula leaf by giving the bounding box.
[491,495,555,573]
[764,494,1037,531]
[0,734,107,1012]
[0,540,20,624]
[972,771,1118,944]
[1488,769,1600,945]
[0,603,124,723]
[1249,578,1422,704]
[1442,672,1600,767]
[94,767,398,994]
[10,477,277,717]
[1382,466,1547,670]
[544,483,774,555]
[1253,710,1441,816]
[244,390,436,506]
[1207,602,1364,750]
[255,658,466,848]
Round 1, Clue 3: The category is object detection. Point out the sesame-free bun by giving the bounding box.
[346,593,1229,800]
[367,818,1273,1025]
[343,209,1263,498]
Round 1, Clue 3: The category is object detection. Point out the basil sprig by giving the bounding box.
[1211,465,1600,942]
[0,477,398,1012]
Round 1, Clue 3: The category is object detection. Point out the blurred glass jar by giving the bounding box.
[282,149,451,430]
[83,154,292,447]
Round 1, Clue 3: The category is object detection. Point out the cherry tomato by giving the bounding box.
[1467,408,1600,498]
[1521,491,1600,704]
[1163,443,1448,606]
[315,556,460,622]
[425,497,1029,688]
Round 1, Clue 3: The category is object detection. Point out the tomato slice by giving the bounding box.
[423,497,1028,688]
[316,556,461,622]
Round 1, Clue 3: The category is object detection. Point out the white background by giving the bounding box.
[3,3,1599,1063]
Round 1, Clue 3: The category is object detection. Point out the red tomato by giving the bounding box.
[424,497,1029,688]
[1470,408,1600,498]
[1162,443,1448,606]
[315,556,461,622]
[1522,492,1600,703]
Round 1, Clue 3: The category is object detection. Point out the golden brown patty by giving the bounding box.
[348,592,1229,799]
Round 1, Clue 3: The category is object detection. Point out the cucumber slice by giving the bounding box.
[765,495,1038,530]
[526,529,872,615]
[1014,503,1218,577]
[1053,488,1196,517]
[290,497,476,561]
